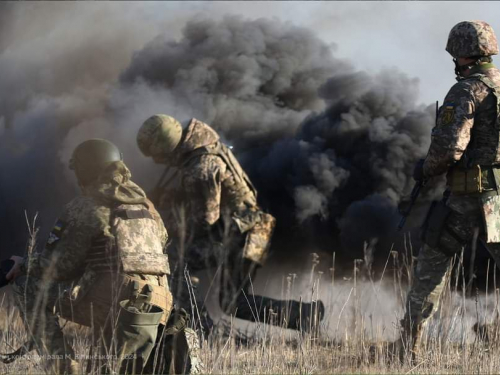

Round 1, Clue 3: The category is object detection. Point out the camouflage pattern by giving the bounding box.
[12,160,172,373]
[446,20,499,58]
[404,63,500,354]
[153,119,275,325]
[163,118,272,265]
[137,114,183,157]
[11,275,77,373]
[113,202,170,275]
[143,312,205,375]
[423,65,500,178]
[243,211,276,264]
[481,194,500,242]
[178,118,220,155]
[182,151,227,229]
[25,161,169,282]
[182,327,205,374]
[151,119,326,332]
[403,194,500,352]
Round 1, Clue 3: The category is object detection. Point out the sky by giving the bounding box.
[4,1,500,104]
[138,1,500,104]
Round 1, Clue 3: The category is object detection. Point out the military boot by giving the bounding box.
[390,317,423,364]
[369,316,423,365]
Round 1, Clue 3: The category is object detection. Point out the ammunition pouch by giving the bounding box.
[420,200,452,249]
[0,259,14,289]
[447,165,500,195]
[233,210,276,265]
[447,165,483,194]
[124,275,172,325]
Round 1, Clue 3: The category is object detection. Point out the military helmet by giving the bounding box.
[137,114,183,157]
[70,139,123,185]
[446,20,499,58]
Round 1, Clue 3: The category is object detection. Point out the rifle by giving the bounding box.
[397,101,439,231]
[397,179,426,231]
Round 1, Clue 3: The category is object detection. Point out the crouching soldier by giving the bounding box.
[5,139,172,374]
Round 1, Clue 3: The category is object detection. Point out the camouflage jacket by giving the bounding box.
[24,161,169,282]
[423,63,500,243]
[424,63,500,177]
[158,119,259,238]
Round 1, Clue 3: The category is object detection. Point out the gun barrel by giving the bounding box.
[397,216,407,231]
[397,179,426,231]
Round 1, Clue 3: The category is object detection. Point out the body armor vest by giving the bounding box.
[463,73,500,166]
[87,204,169,275]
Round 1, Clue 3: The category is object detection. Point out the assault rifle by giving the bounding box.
[397,101,439,231]
[397,179,427,231]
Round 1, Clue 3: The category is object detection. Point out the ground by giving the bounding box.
[1,251,500,374]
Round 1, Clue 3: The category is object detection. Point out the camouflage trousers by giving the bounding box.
[11,272,172,374]
[403,194,500,350]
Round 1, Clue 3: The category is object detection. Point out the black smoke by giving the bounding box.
[120,16,437,261]
[1,9,437,265]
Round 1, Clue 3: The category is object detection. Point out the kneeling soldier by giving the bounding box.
[6,139,172,374]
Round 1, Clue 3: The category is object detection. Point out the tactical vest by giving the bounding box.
[87,204,169,275]
[184,142,258,212]
[463,72,500,166]
[448,70,500,195]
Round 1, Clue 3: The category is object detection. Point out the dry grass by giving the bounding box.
[2,244,500,374]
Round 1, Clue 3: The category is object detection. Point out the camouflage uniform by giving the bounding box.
[145,117,325,333]
[403,57,500,350]
[11,161,172,374]
[153,119,278,326]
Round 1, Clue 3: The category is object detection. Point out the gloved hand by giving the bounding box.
[413,159,425,182]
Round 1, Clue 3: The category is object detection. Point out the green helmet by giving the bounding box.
[446,20,499,58]
[137,114,183,158]
[70,139,123,186]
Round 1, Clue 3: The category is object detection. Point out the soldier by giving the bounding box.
[137,115,324,333]
[5,139,172,374]
[397,20,500,359]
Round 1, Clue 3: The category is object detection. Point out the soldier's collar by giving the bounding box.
[469,63,496,75]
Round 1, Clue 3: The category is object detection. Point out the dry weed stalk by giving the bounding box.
[3,219,500,373]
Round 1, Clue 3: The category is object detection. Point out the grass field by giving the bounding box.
[1,249,500,374]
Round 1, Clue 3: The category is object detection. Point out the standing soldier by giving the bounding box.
[397,20,500,359]
[137,115,324,333]
[6,139,172,374]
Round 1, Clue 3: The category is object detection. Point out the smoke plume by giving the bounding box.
[120,16,437,260]
[0,6,436,264]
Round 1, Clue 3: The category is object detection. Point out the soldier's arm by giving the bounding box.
[25,198,97,281]
[184,155,225,226]
[423,81,477,177]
